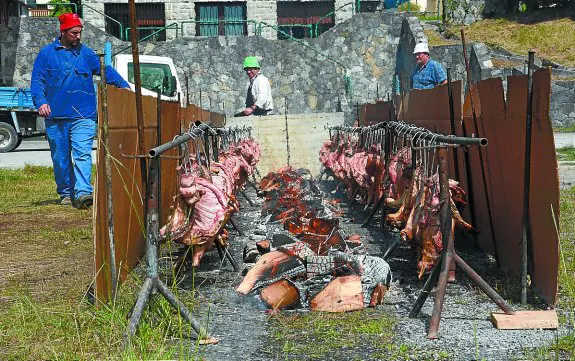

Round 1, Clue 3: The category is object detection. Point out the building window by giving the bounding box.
[276,1,335,39]
[104,3,167,41]
[195,2,247,37]
[359,1,382,12]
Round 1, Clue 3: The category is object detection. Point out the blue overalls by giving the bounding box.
[31,39,128,200]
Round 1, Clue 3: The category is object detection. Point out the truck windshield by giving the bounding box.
[128,62,176,97]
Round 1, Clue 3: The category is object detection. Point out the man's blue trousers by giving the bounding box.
[45,118,95,200]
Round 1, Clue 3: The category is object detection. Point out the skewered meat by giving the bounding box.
[160,137,260,267]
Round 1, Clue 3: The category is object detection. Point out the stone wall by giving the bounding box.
[551,79,575,128]
[445,0,507,24]
[140,11,406,122]
[1,17,124,88]
[0,17,20,86]
[5,12,575,127]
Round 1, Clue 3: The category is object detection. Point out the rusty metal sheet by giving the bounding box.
[472,78,518,260]
[94,87,180,303]
[528,68,559,305]
[360,101,394,126]
[406,81,463,181]
[181,104,226,128]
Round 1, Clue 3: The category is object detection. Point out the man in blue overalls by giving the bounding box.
[410,43,447,90]
[31,13,129,208]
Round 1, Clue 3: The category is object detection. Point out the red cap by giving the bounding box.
[59,13,82,31]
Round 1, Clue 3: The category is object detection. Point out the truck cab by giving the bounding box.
[0,54,183,153]
[113,54,184,107]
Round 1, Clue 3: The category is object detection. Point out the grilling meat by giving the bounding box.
[160,138,260,267]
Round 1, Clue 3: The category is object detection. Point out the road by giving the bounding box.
[0,138,98,169]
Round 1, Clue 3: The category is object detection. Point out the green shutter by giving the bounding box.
[199,6,218,36]
[224,5,243,36]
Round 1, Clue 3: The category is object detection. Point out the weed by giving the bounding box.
[557,147,575,161]
[449,18,575,67]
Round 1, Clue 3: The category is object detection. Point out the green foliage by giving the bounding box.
[48,0,73,17]
[398,2,422,12]
[557,147,575,161]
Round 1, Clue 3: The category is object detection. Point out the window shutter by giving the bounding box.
[199,6,218,36]
[224,5,243,36]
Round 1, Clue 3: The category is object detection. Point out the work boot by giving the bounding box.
[60,196,72,206]
[73,194,93,209]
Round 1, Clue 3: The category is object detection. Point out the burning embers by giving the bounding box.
[159,138,261,266]
[319,136,476,279]
[237,167,391,312]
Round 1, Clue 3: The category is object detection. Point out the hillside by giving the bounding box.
[426,11,575,68]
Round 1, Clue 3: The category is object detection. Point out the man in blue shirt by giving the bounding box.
[31,13,129,208]
[410,43,447,90]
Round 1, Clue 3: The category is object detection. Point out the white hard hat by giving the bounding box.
[413,43,430,54]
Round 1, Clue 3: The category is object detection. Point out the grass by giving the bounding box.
[424,29,460,47]
[557,147,575,161]
[266,310,448,360]
[556,126,575,133]
[0,166,205,360]
[446,17,575,67]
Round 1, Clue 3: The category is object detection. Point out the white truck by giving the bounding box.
[0,53,183,153]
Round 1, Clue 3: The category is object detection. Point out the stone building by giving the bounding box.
[81,0,384,40]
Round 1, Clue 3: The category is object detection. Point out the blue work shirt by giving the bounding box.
[31,38,129,120]
[410,59,447,90]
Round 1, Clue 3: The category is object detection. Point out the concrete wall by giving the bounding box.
[226,112,344,175]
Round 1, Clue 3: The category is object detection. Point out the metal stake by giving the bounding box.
[410,147,515,339]
[521,51,535,305]
[127,0,148,192]
[99,55,117,297]
[124,157,212,344]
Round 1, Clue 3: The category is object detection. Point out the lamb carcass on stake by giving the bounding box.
[160,138,260,267]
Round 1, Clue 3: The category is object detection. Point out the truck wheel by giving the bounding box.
[0,123,19,153]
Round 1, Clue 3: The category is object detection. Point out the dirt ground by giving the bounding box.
[1,161,573,360]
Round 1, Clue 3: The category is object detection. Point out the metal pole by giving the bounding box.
[452,253,515,314]
[185,72,190,107]
[99,55,117,297]
[127,0,148,191]
[521,51,535,305]
[461,29,500,264]
[446,69,460,180]
[125,156,212,342]
[428,147,453,339]
[156,87,162,220]
[409,253,444,318]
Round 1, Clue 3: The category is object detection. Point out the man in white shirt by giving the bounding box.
[242,56,274,116]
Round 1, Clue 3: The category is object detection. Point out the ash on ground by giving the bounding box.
[161,175,569,361]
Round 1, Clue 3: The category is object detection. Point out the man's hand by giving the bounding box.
[38,104,51,118]
[243,107,254,116]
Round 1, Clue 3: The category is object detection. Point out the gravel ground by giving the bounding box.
[164,172,571,361]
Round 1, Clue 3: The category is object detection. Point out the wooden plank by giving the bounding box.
[491,310,558,330]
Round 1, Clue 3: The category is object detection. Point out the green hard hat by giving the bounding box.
[243,56,260,69]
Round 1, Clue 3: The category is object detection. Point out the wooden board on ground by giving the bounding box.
[491,310,558,330]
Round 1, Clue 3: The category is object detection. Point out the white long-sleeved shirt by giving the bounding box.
[247,73,274,111]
